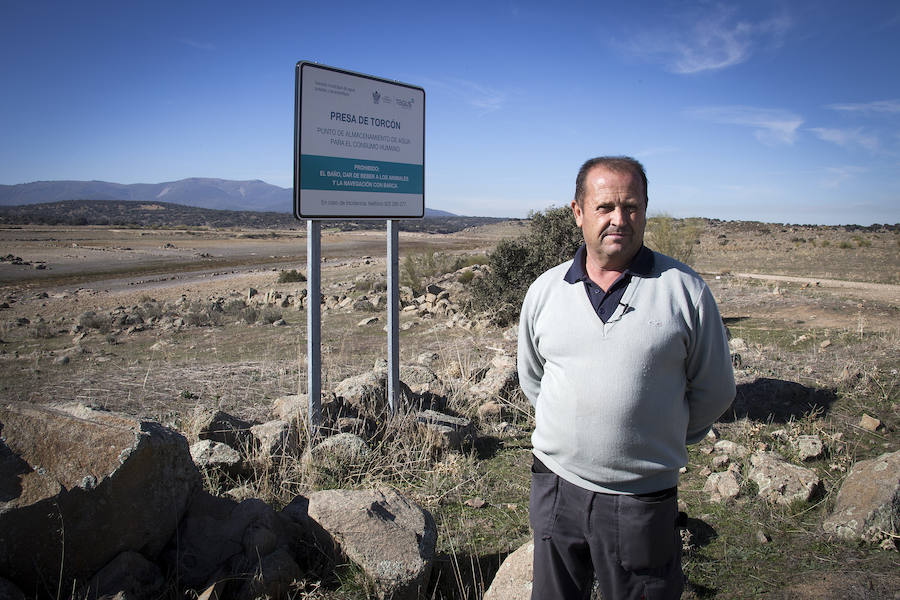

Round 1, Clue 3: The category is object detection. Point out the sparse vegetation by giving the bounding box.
[645,213,702,267]
[1,218,898,599]
[278,269,307,283]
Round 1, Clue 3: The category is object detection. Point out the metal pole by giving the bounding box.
[386,219,400,415]
[306,219,322,433]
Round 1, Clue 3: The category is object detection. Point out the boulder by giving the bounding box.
[399,365,444,395]
[81,551,164,600]
[702,470,741,503]
[796,434,824,461]
[416,410,474,451]
[307,488,436,600]
[190,439,243,474]
[469,354,518,401]
[167,492,303,599]
[748,451,822,505]
[302,433,370,485]
[0,403,200,597]
[823,450,900,543]
[483,541,601,600]
[250,420,300,458]
[196,410,253,450]
[334,368,415,414]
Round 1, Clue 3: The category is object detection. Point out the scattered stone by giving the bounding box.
[823,450,900,543]
[272,318,287,327]
[196,409,253,449]
[796,434,825,461]
[307,488,437,600]
[819,339,832,350]
[729,337,747,352]
[399,364,444,395]
[464,497,486,508]
[0,403,200,595]
[469,354,518,401]
[859,413,882,432]
[748,451,822,505]
[272,393,308,424]
[416,351,440,367]
[53,354,70,365]
[190,439,243,474]
[713,440,750,459]
[755,530,771,545]
[703,471,741,503]
[416,409,474,451]
[250,419,299,458]
[711,455,730,470]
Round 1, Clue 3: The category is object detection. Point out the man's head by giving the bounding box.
[571,156,648,272]
[574,156,647,209]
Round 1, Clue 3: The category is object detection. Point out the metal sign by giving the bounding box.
[294,62,425,219]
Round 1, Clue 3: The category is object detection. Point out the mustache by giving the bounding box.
[601,226,632,236]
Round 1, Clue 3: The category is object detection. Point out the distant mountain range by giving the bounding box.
[0,178,456,217]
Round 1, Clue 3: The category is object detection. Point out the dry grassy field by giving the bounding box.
[1,219,898,599]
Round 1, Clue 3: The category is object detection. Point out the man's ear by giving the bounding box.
[571,200,583,227]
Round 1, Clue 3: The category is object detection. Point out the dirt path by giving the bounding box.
[732,272,900,307]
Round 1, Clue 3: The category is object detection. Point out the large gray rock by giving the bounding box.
[748,451,822,505]
[167,492,303,599]
[250,419,300,458]
[823,450,900,543]
[416,410,474,451]
[308,488,436,600]
[0,403,200,597]
[190,439,243,474]
[334,368,415,414]
[469,354,518,401]
[196,410,253,449]
[483,541,601,600]
[302,433,370,485]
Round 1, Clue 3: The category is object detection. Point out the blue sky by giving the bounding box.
[1,0,898,225]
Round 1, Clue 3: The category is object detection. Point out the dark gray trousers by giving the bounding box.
[530,463,683,600]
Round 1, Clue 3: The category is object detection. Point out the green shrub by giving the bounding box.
[466,205,582,326]
[260,307,283,324]
[277,269,306,283]
[457,270,475,284]
[645,214,701,267]
[839,241,853,249]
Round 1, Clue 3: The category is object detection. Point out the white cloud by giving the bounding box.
[621,6,791,74]
[686,106,803,145]
[820,165,867,188]
[809,127,879,152]
[423,78,506,114]
[826,99,900,115]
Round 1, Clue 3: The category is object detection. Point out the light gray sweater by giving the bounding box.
[517,251,735,494]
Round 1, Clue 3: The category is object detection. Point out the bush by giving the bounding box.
[645,214,701,267]
[277,269,306,283]
[457,270,475,284]
[401,249,456,294]
[466,205,582,326]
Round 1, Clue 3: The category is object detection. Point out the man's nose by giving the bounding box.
[610,206,628,225]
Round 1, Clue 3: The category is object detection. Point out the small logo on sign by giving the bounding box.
[372,90,381,104]
[396,97,414,109]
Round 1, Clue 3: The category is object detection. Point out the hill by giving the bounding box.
[0,199,507,233]
[0,178,456,217]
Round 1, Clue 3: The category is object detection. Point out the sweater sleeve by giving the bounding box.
[684,284,736,444]
[517,282,544,407]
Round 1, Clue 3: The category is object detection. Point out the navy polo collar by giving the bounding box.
[564,244,654,285]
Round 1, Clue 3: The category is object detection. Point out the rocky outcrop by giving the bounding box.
[469,354,518,401]
[823,450,900,543]
[308,488,437,600]
[748,451,822,505]
[0,402,200,597]
[166,492,304,599]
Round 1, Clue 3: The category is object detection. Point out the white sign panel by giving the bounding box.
[294,62,425,219]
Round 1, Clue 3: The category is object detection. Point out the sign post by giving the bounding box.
[294,62,425,430]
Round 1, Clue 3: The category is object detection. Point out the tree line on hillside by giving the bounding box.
[0,199,510,233]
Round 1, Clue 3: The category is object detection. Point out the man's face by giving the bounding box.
[571,166,647,271]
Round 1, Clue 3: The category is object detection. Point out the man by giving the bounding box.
[517,156,735,599]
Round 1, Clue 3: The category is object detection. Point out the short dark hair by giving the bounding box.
[574,156,648,207]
